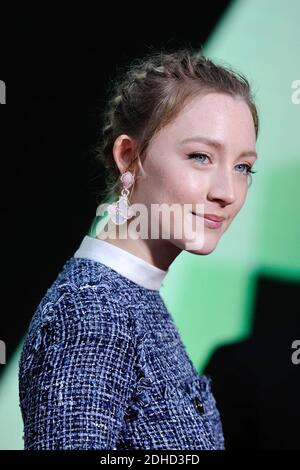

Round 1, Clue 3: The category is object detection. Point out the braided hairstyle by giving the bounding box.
[91,46,259,206]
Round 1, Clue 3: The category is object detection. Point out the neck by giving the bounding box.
[97,222,182,272]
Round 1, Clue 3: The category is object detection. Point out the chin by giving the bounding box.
[183,238,220,255]
[187,246,216,256]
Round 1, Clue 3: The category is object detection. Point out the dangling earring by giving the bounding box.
[107,170,135,225]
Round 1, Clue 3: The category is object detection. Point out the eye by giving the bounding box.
[188,153,257,177]
[188,153,210,164]
[235,163,256,175]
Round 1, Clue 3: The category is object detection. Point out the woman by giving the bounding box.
[18,47,259,450]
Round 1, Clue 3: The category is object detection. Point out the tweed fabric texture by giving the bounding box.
[18,257,225,450]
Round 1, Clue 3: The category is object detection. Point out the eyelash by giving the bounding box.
[188,153,257,176]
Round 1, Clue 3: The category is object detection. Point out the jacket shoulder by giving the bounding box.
[18,256,138,450]
[19,257,135,374]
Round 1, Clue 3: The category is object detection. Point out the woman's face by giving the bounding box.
[131,91,257,255]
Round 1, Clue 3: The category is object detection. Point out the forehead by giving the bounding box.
[161,92,256,146]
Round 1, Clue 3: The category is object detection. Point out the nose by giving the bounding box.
[207,169,236,205]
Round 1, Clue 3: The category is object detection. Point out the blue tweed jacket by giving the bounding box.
[18,256,225,450]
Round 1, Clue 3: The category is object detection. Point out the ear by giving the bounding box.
[112,134,138,174]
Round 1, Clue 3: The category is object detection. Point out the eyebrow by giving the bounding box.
[180,136,258,159]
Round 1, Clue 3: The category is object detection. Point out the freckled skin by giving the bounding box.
[101,92,257,270]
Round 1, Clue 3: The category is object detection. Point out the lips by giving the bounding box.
[192,213,225,222]
[204,214,225,222]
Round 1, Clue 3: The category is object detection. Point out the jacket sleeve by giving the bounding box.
[18,286,137,450]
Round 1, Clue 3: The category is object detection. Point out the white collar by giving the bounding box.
[74,235,168,291]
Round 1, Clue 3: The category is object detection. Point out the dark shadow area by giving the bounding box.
[203,273,300,449]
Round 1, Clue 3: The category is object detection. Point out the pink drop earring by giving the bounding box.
[107,170,136,225]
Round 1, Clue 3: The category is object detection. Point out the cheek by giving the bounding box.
[228,186,248,220]
[150,163,188,201]
[173,171,208,202]
[140,156,210,205]
[237,183,249,207]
